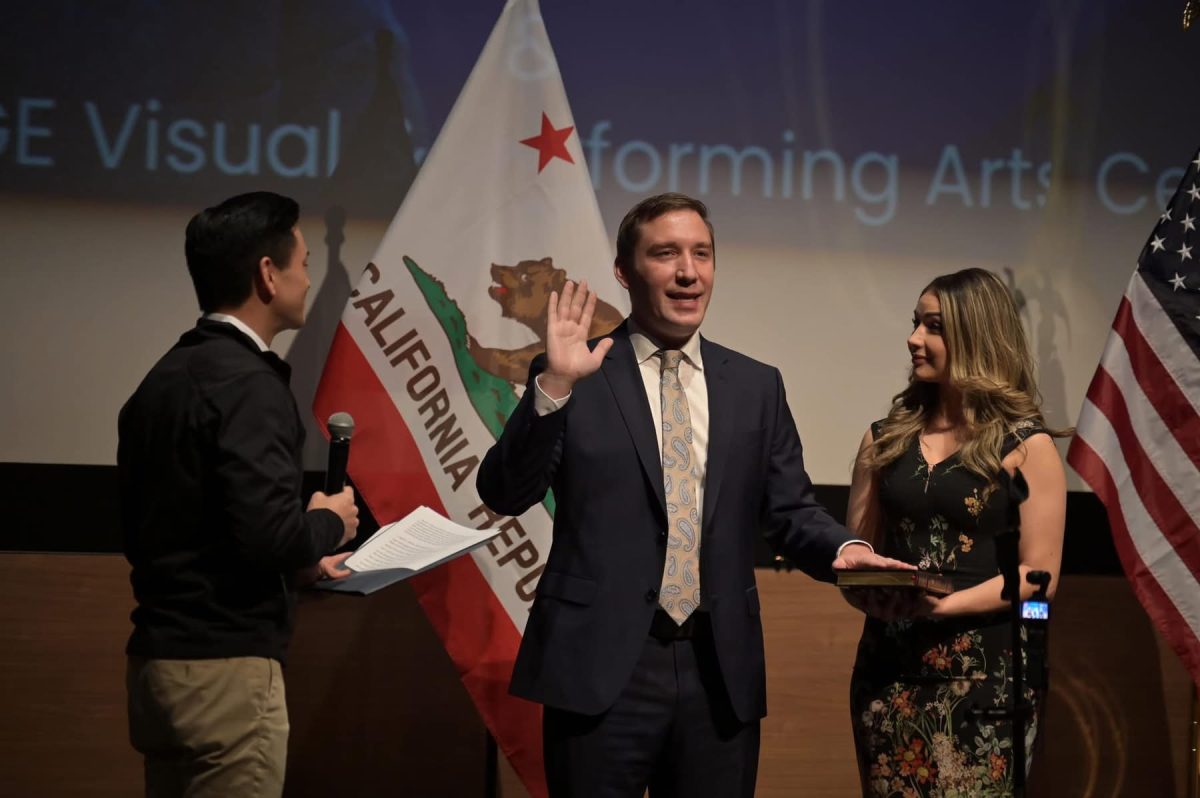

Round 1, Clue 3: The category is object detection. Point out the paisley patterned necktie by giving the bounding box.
[657,349,701,624]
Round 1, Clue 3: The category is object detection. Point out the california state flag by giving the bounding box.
[313,1,624,795]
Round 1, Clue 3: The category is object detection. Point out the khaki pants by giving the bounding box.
[126,656,289,798]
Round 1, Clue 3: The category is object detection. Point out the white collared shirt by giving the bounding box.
[625,322,708,500]
[205,312,269,353]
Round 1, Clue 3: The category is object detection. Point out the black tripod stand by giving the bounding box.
[966,468,1052,797]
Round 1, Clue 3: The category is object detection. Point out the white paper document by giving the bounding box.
[315,505,497,595]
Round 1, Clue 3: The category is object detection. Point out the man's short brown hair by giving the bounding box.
[614,193,715,268]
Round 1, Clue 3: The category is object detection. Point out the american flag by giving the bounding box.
[1067,147,1200,689]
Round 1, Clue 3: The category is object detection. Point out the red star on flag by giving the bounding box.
[520,112,575,172]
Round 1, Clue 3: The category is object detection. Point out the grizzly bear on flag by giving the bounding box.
[468,256,623,384]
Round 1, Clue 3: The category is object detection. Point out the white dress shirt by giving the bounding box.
[205,312,269,353]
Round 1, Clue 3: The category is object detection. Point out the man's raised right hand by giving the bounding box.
[539,280,614,399]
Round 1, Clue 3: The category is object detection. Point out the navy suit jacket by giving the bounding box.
[476,323,853,722]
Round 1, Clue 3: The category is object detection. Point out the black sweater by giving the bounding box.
[118,319,342,663]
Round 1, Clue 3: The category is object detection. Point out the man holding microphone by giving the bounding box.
[118,191,358,796]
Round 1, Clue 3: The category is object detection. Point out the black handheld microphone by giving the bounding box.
[325,412,355,494]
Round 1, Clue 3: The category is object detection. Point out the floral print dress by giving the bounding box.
[849,421,1042,798]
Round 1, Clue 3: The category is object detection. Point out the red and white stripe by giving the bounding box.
[1068,271,1200,687]
[315,325,546,796]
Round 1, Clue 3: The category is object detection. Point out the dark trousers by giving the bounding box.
[543,613,760,798]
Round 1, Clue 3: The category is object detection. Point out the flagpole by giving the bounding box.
[485,731,498,798]
[1190,685,1199,798]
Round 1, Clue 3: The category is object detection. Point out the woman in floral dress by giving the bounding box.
[845,268,1068,797]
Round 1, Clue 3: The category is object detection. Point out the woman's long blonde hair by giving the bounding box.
[867,268,1069,482]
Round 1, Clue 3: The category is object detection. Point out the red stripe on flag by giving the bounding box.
[1067,435,1200,687]
[314,324,548,797]
[1082,366,1200,582]
[1112,297,1200,471]
[411,560,546,794]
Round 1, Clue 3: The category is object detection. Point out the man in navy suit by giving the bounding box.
[477,193,908,797]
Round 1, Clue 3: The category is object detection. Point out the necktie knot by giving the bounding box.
[659,349,685,372]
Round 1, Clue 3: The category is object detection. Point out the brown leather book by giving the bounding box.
[836,569,954,596]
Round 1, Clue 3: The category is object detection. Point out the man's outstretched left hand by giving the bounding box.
[832,542,916,572]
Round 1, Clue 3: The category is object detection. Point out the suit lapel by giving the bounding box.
[601,326,666,518]
[701,337,732,532]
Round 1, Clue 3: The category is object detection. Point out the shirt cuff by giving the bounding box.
[532,375,571,416]
[837,539,874,558]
